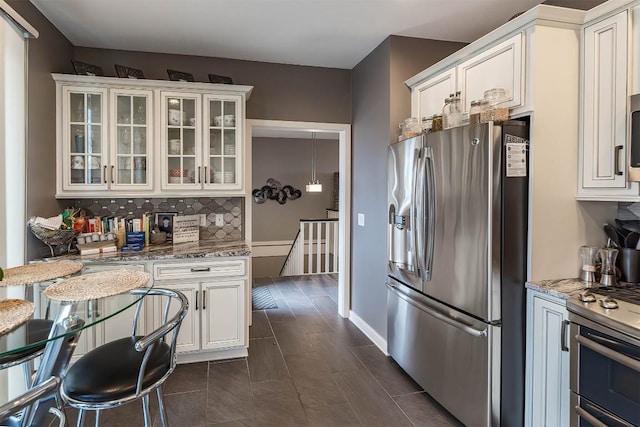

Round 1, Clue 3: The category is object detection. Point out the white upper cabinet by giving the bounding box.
[61,86,109,192]
[411,68,456,122]
[578,9,637,199]
[457,33,524,113]
[579,10,638,197]
[110,89,153,191]
[53,74,252,198]
[160,92,202,190]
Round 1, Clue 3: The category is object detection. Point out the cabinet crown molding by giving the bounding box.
[405,4,585,89]
[584,0,640,23]
[51,73,253,99]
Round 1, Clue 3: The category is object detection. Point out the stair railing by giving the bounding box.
[279,218,339,276]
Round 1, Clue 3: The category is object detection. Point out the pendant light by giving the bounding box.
[306,132,322,192]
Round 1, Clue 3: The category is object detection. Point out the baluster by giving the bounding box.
[316,222,322,274]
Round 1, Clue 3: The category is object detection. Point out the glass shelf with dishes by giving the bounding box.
[110,90,153,190]
[205,97,240,188]
[161,93,201,189]
[65,88,107,190]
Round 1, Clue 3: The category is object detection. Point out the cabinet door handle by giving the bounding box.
[203,290,206,310]
[103,165,107,184]
[561,320,570,352]
[198,166,201,184]
[190,267,211,272]
[204,166,208,184]
[195,290,199,311]
[111,165,115,184]
[614,145,624,176]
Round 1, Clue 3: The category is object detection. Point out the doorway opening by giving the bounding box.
[245,119,351,317]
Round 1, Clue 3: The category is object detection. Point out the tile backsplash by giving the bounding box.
[618,202,640,220]
[59,197,244,240]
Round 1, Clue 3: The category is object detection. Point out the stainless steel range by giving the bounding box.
[567,284,640,427]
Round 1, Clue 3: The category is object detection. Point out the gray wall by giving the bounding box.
[7,0,74,261]
[350,36,465,339]
[74,48,351,124]
[252,137,338,242]
[9,5,350,261]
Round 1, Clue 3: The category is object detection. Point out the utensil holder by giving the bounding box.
[617,248,640,283]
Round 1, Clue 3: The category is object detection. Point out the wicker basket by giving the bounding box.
[28,224,78,257]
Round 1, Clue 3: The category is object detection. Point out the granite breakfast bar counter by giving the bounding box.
[49,239,252,364]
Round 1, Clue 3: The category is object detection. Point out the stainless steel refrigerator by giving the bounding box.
[387,121,529,427]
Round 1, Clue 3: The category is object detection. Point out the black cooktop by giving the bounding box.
[591,283,640,305]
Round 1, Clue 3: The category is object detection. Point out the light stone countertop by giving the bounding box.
[525,278,591,300]
[46,239,250,263]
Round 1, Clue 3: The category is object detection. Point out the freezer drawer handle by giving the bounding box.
[387,283,486,338]
[575,334,640,373]
[190,267,211,272]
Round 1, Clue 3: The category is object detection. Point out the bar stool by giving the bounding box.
[61,288,188,427]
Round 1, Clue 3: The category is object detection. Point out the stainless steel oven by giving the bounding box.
[569,312,640,427]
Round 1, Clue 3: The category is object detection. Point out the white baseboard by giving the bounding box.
[349,310,388,355]
[176,347,248,364]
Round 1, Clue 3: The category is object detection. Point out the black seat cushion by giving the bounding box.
[0,319,53,365]
[63,336,171,403]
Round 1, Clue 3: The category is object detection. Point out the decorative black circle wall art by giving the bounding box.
[252,179,301,205]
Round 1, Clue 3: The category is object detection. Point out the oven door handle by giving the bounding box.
[576,334,640,373]
[575,400,636,427]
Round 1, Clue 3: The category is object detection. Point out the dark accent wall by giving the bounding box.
[350,36,465,340]
[73,48,351,123]
[7,0,74,261]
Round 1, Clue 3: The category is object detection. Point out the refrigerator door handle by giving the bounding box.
[411,148,422,279]
[423,148,436,280]
[387,282,486,338]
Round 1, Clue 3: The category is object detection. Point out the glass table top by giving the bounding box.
[0,282,152,360]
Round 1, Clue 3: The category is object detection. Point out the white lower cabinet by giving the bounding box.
[152,258,248,362]
[525,289,570,427]
[73,256,248,363]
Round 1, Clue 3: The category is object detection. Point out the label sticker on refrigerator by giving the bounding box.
[506,142,527,177]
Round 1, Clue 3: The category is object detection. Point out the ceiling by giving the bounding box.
[29,0,603,70]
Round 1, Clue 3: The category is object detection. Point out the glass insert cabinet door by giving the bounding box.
[205,94,242,189]
[161,92,201,189]
[110,89,153,190]
[64,87,108,190]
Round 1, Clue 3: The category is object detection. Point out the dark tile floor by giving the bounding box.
[65,274,462,426]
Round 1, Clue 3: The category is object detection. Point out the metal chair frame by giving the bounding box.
[60,288,188,427]
[0,376,66,427]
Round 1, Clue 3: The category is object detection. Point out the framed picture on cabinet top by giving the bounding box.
[115,64,144,79]
[208,73,233,84]
[167,69,195,82]
[71,60,104,77]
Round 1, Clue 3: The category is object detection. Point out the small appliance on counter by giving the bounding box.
[579,245,599,283]
[598,247,619,286]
